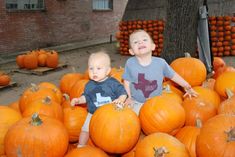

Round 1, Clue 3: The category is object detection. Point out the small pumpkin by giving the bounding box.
[46,50,59,68]
[0,74,11,86]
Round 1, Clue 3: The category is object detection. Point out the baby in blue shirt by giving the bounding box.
[71,51,127,147]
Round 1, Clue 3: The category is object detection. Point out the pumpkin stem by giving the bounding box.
[71,66,77,73]
[225,128,235,142]
[43,96,52,104]
[30,113,42,126]
[195,118,202,128]
[154,146,169,157]
[30,83,39,92]
[63,93,70,101]
[184,52,191,58]
[225,88,234,98]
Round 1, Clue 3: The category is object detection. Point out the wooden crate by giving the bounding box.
[13,63,68,75]
[0,82,17,90]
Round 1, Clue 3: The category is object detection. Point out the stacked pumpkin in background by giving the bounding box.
[1,56,235,156]
[116,15,235,57]
[16,49,59,70]
[208,15,235,56]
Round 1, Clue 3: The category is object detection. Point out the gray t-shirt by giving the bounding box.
[122,56,175,103]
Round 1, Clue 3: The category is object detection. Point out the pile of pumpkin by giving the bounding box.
[0,72,11,86]
[209,15,235,57]
[16,49,59,70]
[116,15,235,57]
[1,55,235,157]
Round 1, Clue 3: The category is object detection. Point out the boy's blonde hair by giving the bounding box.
[88,51,111,67]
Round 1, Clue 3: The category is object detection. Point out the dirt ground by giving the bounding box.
[0,42,234,104]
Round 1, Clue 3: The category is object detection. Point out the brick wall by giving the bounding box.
[0,0,128,54]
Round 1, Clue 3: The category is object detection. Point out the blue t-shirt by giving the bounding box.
[122,56,175,103]
[83,77,127,114]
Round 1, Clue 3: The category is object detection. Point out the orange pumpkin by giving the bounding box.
[38,53,47,67]
[175,120,201,157]
[182,97,217,126]
[8,101,21,113]
[135,133,190,157]
[0,106,22,155]
[59,73,84,94]
[69,79,89,99]
[214,71,235,98]
[139,95,185,135]
[218,89,235,114]
[63,106,88,142]
[46,51,59,68]
[213,57,226,71]
[19,83,59,112]
[90,104,141,154]
[38,82,62,104]
[170,53,207,87]
[22,96,63,121]
[0,74,11,86]
[4,113,68,157]
[64,145,108,157]
[196,114,235,157]
[192,86,221,109]
[23,53,38,69]
[16,54,25,68]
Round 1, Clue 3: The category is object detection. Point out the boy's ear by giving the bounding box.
[151,43,156,51]
[129,49,135,56]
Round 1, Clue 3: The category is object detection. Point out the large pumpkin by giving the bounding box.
[89,103,141,154]
[170,53,207,86]
[196,114,235,157]
[139,95,185,135]
[135,132,190,157]
[0,106,22,155]
[4,113,68,157]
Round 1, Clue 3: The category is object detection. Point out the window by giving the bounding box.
[93,0,113,11]
[6,0,45,11]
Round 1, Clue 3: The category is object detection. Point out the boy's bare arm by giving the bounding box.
[71,95,86,106]
[123,80,131,98]
[170,73,198,98]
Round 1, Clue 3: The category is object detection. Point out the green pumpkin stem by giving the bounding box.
[30,113,42,126]
[184,52,191,58]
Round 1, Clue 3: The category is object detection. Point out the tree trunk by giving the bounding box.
[161,0,204,64]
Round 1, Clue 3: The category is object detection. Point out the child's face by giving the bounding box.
[129,31,155,57]
[88,57,111,82]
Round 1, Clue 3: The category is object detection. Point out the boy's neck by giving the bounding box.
[136,53,152,66]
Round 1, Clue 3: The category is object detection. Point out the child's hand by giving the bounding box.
[124,97,135,108]
[183,87,198,98]
[71,98,80,107]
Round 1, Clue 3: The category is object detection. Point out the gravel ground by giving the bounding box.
[0,42,234,104]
